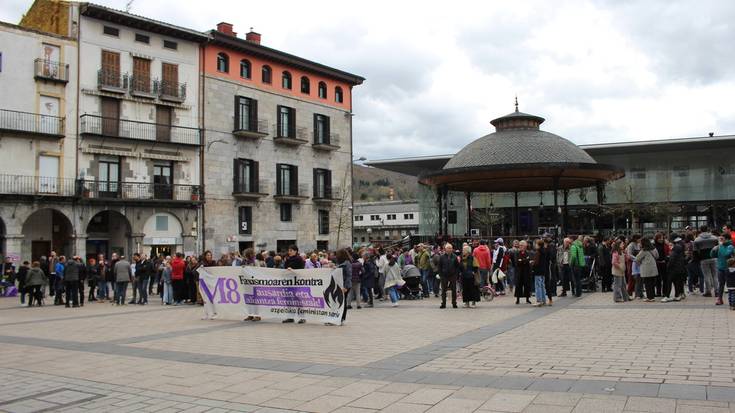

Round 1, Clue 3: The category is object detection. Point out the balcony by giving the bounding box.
[129,76,158,99]
[80,114,201,146]
[233,119,269,139]
[0,109,65,138]
[79,180,202,203]
[97,68,128,94]
[0,174,76,197]
[273,126,308,146]
[232,179,269,199]
[313,186,340,204]
[313,133,341,151]
[159,80,186,103]
[34,59,69,84]
[273,183,309,202]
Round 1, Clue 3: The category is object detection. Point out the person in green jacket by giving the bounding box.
[569,236,586,297]
[416,244,432,297]
[712,235,734,305]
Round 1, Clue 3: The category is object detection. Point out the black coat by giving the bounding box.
[361,260,376,289]
[439,253,460,278]
[667,243,687,276]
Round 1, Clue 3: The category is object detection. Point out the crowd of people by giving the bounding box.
[2,224,735,318]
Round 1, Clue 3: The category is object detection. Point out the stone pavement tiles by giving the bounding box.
[0,291,733,412]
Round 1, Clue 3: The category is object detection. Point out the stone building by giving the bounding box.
[16,1,208,260]
[201,24,363,254]
[0,21,78,261]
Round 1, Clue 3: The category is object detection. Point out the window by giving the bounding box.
[276,164,298,196]
[448,211,458,224]
[233,158,258,193]
[234,96,258,131]
[155,105,172,141]
[370,215,380,221]
[387,214,396,220]
[673,165,689,177]
[155,215,168,231]
[313,168,332,199]
[163,40,178,50]
[100,50,121,87]
[354,215,364,221]
[316,240,329,251]
[132,57,151,93]
[217,52,229,73]
[103,26,119,37]
[277,105,295,138]
[300,76,310,94]
[98,156,120,197]
[318,81,327,99]
[135,33,150,44]
[404,213,414,219]
[153,161,173,200]
[313,114,330,144]
[280,203,292,222]
[335,86,343,103]
[630,168,646,179]
[161,63,179,96]
[262,65,272,83]
[238,206,252,235]
[318,210,329,235]
[281,71,292,89]
[239,59,251,78]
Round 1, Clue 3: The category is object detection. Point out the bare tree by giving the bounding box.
[333,168,353,248]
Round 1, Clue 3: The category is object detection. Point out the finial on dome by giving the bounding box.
[514,96,519,113]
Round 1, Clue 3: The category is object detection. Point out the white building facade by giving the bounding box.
[353,201,420,246]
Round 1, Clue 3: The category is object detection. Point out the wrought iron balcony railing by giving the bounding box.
[79,114,201,146]
[0,109,65,137]
[129,75,159,98]
[34,59,69,83]
[159,80,186,102]
[233,119,269,138]
[97,67,128,92]
[233,179,269,198]
[313,133,341,150]
[0,174,76,196]
[79,180,202,202]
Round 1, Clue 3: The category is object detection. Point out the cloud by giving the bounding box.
[2,0,733,161]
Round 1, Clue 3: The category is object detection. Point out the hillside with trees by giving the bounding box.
[352,164,418,201]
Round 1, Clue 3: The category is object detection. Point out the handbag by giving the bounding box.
[491,270,498,284]
[492,268,506,283]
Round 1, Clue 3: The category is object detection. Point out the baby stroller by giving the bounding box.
[580,257,598,292]
[481,284,496,301]
[400,265,424,300]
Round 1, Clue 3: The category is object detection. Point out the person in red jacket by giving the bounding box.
[170,252,186,305]
[473,240,493,288]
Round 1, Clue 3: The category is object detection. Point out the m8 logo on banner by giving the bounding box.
[199,277,241,304]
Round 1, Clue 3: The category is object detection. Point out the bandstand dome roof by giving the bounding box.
[419,104,624,193]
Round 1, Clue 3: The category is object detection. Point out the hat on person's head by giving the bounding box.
[674,237,682,243]
[495,238,504,245]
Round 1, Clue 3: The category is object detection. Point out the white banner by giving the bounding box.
[197,266,345,325]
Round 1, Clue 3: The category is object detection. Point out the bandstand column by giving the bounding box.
[465,192,472,237]
[513,192,519,236]
[553,177,560,236]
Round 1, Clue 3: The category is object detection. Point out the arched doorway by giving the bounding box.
[86,210,132,260]
[142,212,183,258]
[22,209,73,261]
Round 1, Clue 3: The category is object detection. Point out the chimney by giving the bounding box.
[246,29,261,44]
[216,22,236,36]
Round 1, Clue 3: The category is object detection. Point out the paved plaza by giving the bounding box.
[0,292,734,413]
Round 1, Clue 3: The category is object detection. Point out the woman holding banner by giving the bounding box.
[335,249,353,325]
[243,248,262,322]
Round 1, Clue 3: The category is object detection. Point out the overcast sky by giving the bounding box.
[3,0,734,161]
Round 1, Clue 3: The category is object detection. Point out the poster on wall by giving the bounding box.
[198,266,345,325]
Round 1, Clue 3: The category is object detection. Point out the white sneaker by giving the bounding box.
[392,302,399,307]
[660,297,671,303]
[201,314,210,320]
[210,313,218,320]
[672,296,681,302]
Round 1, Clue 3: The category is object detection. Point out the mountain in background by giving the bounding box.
[352,164,418,202]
